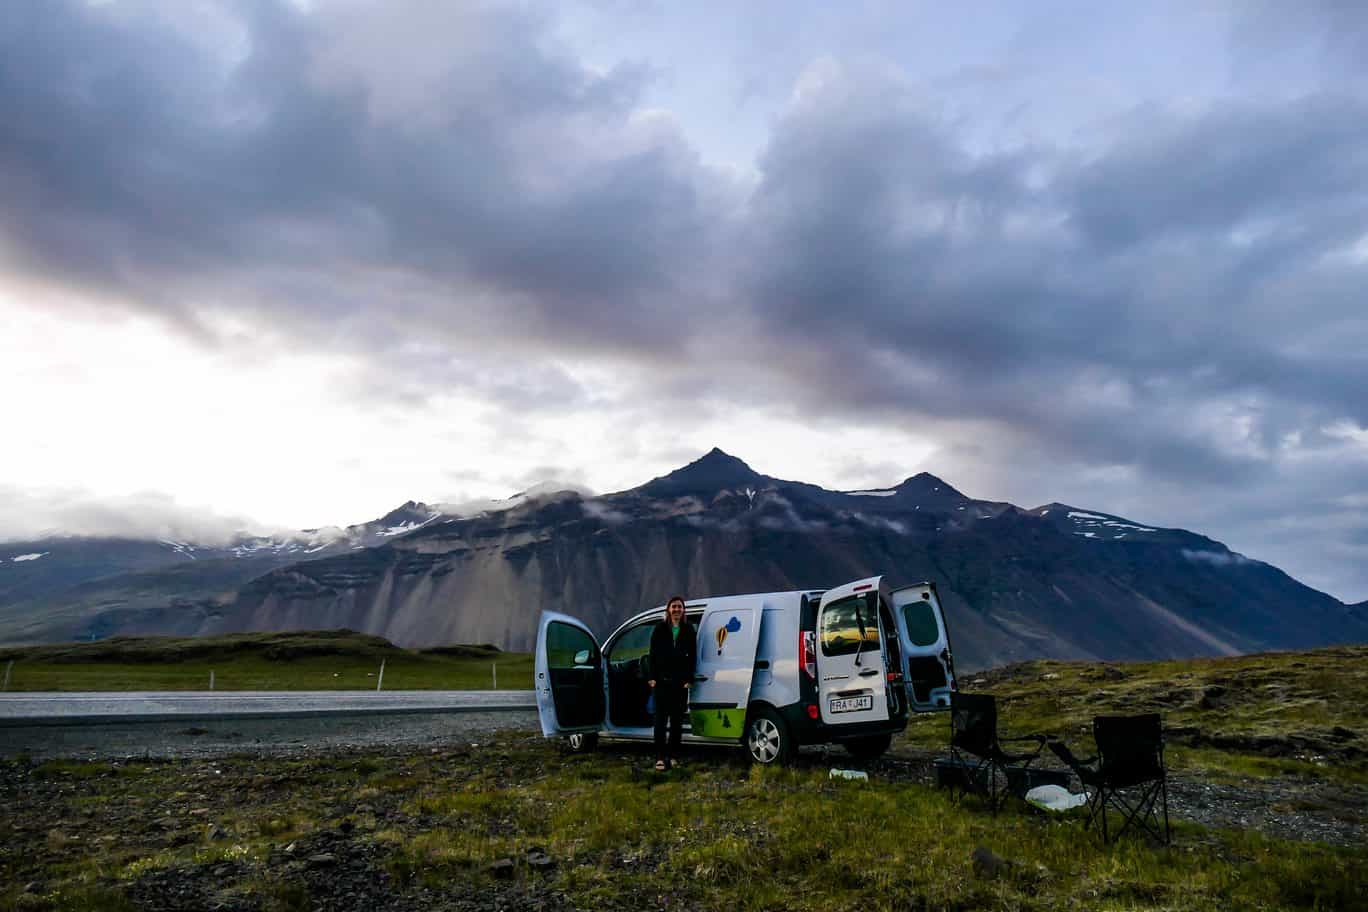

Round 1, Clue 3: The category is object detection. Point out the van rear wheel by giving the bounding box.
[844,734,891,764]
[745,706,793,765]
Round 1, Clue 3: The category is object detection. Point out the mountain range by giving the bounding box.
[2,449,1365,669]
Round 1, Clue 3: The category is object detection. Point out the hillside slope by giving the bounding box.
[5,450,1365,669]
[201,451,1367,669]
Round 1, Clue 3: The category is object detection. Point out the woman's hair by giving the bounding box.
[665,595,687,612]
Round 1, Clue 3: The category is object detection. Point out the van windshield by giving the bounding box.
[821,595,880,657]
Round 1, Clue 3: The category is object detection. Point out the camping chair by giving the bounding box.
[948,692,1047,813]
[1049,713,1170,844]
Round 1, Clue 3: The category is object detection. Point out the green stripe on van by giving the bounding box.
[690,707,746,738]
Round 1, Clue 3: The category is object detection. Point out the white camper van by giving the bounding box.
[535,575,957,764]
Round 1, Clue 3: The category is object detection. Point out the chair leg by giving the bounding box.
[1161,777,1170,845]
[1107,781,1170,845]
[1101,789,1109,843]
[1084,786,1104,832]
[1112,783,1158,842]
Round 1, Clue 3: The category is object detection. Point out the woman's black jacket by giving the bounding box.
[648,619,697,686]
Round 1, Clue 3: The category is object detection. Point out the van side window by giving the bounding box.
[608,623,653,664]
[901,602,941,647]
[820,595,880,657]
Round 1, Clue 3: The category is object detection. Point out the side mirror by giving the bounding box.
[573,648,592,666]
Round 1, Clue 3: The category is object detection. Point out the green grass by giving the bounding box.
[900,645,1368,784]
[4,732,1362,912]
[0,631,532,691]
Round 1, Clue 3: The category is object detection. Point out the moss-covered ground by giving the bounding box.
[902,645,1368,785]
[1,731,1363,912]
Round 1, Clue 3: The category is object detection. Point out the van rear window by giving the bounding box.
[820,595,880,657]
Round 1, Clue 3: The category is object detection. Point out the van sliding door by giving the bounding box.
[688,604,762,739]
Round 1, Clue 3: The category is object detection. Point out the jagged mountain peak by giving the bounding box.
[636,447,765,497]
[374,501,435,525]
[896,472,966,497]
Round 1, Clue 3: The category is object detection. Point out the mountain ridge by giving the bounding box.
[2,448,1364,669]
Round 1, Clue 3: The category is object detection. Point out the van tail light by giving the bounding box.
[800,630,817,680]
[806,703,819,720]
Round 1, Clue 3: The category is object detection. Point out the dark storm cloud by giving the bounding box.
[741,66,1368,485]
[1,2,1365,598]
[0,0,726,358]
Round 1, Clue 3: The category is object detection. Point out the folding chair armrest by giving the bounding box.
[1047,740,1097,770]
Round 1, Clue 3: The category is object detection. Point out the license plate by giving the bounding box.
[830,695,873,714]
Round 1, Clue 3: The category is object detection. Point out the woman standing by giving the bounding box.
[648,596,696,771]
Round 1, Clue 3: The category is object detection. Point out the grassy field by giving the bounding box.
[3,644,1367,910]
[0,631,534,691]
[2,731,1363,912]
[901,644,1368,786]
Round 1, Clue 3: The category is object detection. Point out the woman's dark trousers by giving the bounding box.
[653,683,687,761]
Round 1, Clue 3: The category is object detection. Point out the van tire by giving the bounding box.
[745,706,794,766]
[565,732,599,753]
[844,734,891,763]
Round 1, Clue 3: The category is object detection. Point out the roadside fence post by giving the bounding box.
[210,670,215,691]
[2,660,11,691]
[377,659,386,692]
[492,663,497,690]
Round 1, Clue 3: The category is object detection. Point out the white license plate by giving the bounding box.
[830,695,873,714]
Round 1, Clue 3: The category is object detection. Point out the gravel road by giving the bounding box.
[0,705,540,760]
[0,689,535,722]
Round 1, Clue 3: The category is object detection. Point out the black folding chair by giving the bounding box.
[1050,713,1170,844]
[948,692,1046,813]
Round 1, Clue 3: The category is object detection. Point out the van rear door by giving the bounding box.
[689,601,763,739]
[535,610,606,737]
[816,577,890,726]
[890,584,956,711]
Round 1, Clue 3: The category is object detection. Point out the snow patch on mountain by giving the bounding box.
[11,552,48,562]
[377,514,440,538]
[1068,511,1156,535]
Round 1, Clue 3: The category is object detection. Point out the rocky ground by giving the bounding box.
[2,731,1365,912]
[875,747,1368,848]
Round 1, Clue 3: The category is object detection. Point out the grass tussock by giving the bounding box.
[902,644,1368,784]
[0,630,530,691]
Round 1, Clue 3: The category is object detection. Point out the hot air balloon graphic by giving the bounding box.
[715,616,743,655]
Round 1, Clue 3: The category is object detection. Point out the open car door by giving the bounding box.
[535,610,606,738]
[816,577,891,726]
[688,602,763,739]
[890,584,956,711]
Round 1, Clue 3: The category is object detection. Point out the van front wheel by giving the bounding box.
[745,707,793,765]
[844,734,891,764]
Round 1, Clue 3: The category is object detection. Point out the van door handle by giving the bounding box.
[858,668,879,677]
[693,674,709,682]
[754,660,770,670]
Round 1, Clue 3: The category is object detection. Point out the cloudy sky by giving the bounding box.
[1,0,1365,602]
